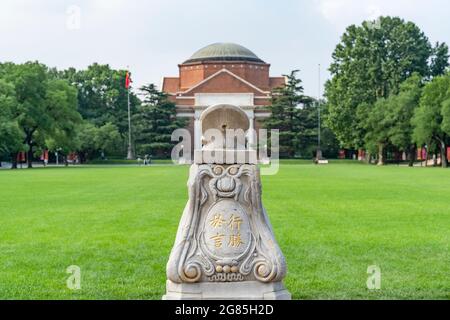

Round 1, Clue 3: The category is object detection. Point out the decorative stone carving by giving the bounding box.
[163,103,290,300]
[163,164,290,299]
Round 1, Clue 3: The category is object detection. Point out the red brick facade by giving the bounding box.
[161,43,284,150]
[162,45,284,109]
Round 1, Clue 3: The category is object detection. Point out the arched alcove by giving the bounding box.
[200,104,249,134]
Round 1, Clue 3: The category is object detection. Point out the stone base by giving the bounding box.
[162,280,291,300]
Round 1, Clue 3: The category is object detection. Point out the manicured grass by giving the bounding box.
[86,158,175,165]
[0,163,449,299]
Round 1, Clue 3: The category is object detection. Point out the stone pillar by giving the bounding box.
[164,104,290,300]
[163,163,290,300]
[194,111,202,151]
[248,113,255,150]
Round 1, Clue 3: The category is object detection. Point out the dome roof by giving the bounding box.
[184,43,264,63]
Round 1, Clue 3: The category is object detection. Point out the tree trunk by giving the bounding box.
[377,144,385,166]
[365,152,372,164]
[11,152,18,169]
[26,144,33,168]
[24,132,35,169]
[408,145,416,167]
[79,152,86,164]
[23,128,36,169]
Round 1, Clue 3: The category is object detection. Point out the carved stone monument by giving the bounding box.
[163,104,290,300]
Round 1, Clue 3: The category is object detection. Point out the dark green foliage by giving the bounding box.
[264,70,338,158]
[360,73,423,164]
[264,70,313,157]
[0,79,24,160]
[430,42,450,77]
[0,62,82,167]
[413,73,450,167]
[57,64,140,136]
[133,84,186,158]
[325,16,442,148]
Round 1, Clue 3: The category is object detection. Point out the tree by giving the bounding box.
[412,73,450,167]
[59,64,140,137]
[133,84,185,158]
[46,128,81,166]
[12,62,48,167]
[0,79,24,168]
[360,99,391,165]
[75,122,98,162]
[95,122,122,156]
[8,62,81,168]
[361,74,423,165]
[430,42,450,77]
[264,70,312,157]
[387,74,423,166]
[76,122,122,162]
[325,16,437,148]
[294,98,339,158]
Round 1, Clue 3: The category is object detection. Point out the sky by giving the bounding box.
[0,0,449,97]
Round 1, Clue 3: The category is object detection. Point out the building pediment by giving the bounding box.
[178,69,270,97]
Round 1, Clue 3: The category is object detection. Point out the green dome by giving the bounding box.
[184,43,264,63]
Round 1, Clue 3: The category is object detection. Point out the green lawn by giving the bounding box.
[0,163,449,299]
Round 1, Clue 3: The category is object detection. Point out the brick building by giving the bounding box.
[161,42,285,154]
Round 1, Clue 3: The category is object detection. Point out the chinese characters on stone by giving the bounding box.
[209,213,244,248]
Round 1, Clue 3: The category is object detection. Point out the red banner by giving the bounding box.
[447,147,450,161]
[422,148,427,161]
[125,71,132,89]
[17,152,26,162]
[40,150,49,161]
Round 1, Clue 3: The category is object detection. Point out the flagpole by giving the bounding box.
[315,63,323,161]
[126,68,134,160]
[318,63,321,152]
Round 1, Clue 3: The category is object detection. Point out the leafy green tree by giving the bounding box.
[442,98,450,136]
[7,62,81,168]
[59,64,140,137]
[264,70,312,157]
[412,73,450,167]
[75,122,98,162]
[430,42,450,77]
[0,79,24,167]
[387,74,423,165]
[325,16,437,148]
[76,122,122,162]
[133,84,185,158]
[361,74,423,165]
[360,100,391,165]
[46,128,81,166]
[95,122,122,156]
[11,62,48,167]
[42,79,83,165]
[294,98,339,158]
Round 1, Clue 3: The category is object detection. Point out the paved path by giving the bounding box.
[0,162,179,169]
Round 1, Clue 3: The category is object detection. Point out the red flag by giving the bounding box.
[125,71,132,89]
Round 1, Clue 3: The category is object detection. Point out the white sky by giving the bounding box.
[0,0,448,97]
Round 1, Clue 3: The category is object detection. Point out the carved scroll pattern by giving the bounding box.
[166,164,286,284]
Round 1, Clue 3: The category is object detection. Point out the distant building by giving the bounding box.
[161,42,285,147]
